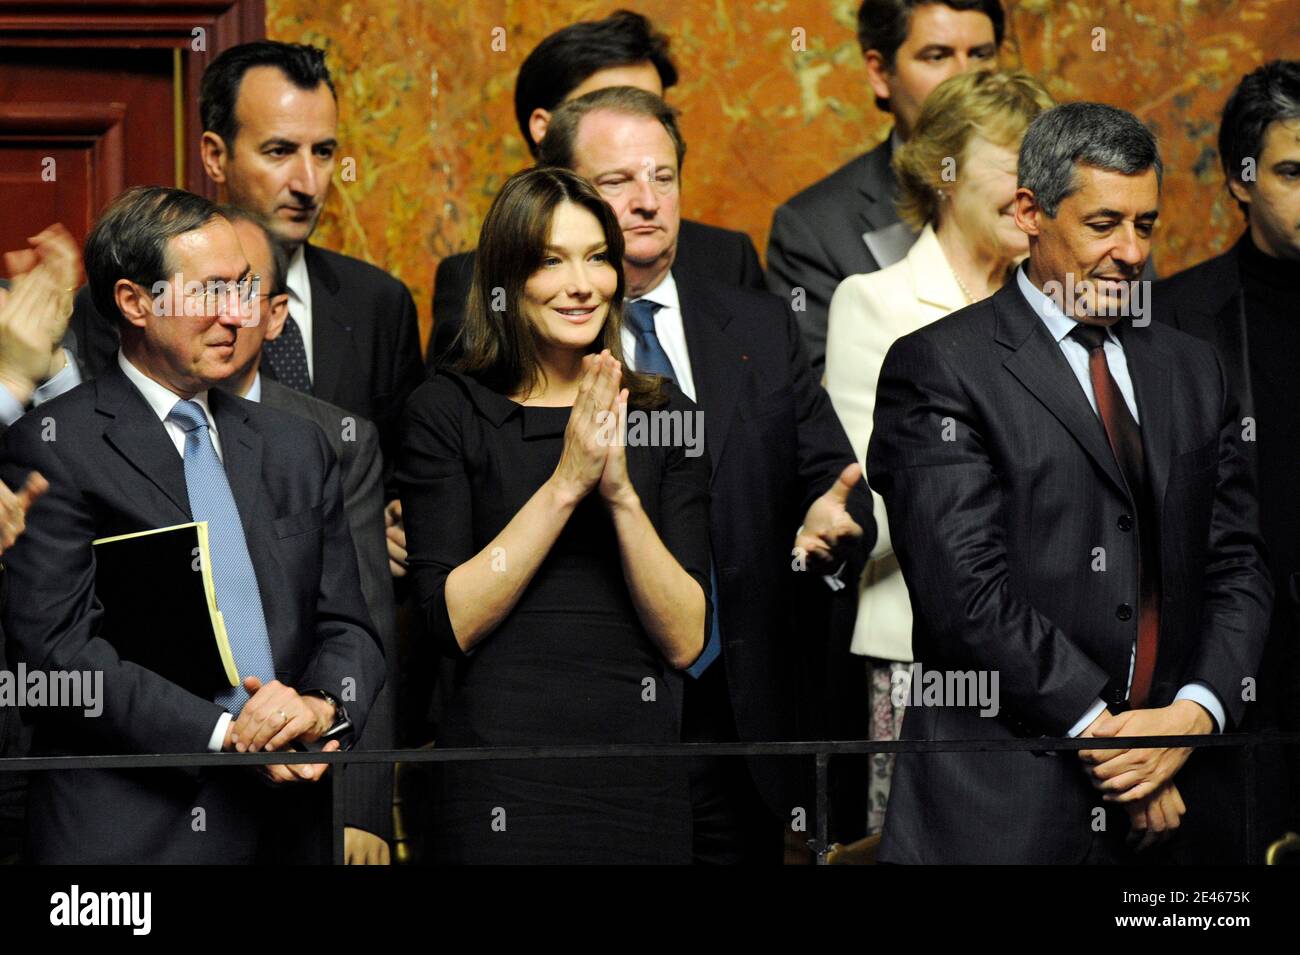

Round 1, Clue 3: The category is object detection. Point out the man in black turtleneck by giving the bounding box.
[1155,59,1300,861]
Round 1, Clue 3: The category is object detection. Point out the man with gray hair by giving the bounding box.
[1,186,384,863]
[868,102,1271,863]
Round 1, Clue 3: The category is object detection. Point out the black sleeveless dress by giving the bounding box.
[398,370,712,864]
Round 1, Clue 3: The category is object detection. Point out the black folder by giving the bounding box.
[92,521,239,697]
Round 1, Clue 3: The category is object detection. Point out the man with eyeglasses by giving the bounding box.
[0,186,385,863]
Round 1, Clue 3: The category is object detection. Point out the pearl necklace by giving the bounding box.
[949,264,976,304]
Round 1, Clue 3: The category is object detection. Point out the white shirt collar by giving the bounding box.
[246,371,262,403]
[285,244,310,304]
[630,269,680,312]
[116,349,218,433]
[1015,263,1120,347]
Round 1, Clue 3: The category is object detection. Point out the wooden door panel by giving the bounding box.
[0,0,264,260]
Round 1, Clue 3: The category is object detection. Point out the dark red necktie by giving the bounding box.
[1068,324,1159,708]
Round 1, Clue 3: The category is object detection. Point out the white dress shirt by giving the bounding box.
[116,350,231,750]
[284,244,315,382]
[1013,269,1226,736]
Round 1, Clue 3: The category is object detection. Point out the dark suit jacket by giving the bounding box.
[766,137,909,377]
[0,361,385,863]
[1151,242,1254,454]
[1153,238,1299,616]
[66,244,424,495]
[868,281,1272,864]
[425,219,764,368]
[1154,238,1300,849]
[671,264,874,815]
[0,275,83,852]
[259,378,397,841]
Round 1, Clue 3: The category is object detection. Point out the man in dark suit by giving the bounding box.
[540,87,875,862]
[66,42,423,497]
[869,103,1271,864]
[0,226,83,862]
[1153,60,1300,858]
[766,0,1005,375]
[426,10,763,368]
[1,186,384,864]
[212,207,398,865]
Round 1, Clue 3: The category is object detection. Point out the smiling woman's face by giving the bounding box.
[522,200,618,356]
[946,134,1027,262]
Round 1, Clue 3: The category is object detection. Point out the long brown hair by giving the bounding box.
[453,166,665,409]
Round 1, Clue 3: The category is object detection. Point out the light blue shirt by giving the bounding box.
[1014,266,1226,737]
[0,349,81,427]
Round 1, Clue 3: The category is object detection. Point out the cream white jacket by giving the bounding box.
[824,223,967,661]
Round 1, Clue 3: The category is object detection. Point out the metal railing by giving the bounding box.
[3,730,1298,864]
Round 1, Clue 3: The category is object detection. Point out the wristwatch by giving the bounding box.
[300,689,354,748]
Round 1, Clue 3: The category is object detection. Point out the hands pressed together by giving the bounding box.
[551,349,637,510]
[1078,699,1214,851]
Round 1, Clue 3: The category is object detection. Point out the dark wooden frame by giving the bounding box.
[0,0,267,198]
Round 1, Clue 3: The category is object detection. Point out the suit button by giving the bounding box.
[1117,514,1134,531]
[1116,603,1133,621]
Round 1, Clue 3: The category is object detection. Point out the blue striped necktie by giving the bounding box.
[624,298,720,677]
[167,399,276,713]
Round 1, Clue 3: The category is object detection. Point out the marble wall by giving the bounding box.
[267,0,1297,345]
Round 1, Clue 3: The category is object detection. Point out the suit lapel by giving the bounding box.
[855,137,899,236]
[674,268,742,478]
[1194,280,1253,421]
[303,244,349,406]
[908,226,966,313]
[97,364,191,519]
[1170,245,1252,409]
[995,286,1131,501]
[1119,324,1175,514]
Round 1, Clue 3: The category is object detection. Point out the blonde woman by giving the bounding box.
[824,69,1054,833]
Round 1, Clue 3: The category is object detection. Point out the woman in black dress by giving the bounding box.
[398,167,711,864]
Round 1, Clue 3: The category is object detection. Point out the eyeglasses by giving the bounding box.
[187,274,262,317]
[139,274,262,318]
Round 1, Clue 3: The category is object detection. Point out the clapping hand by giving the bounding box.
[0,472,48,554]
[0,224,81,404]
